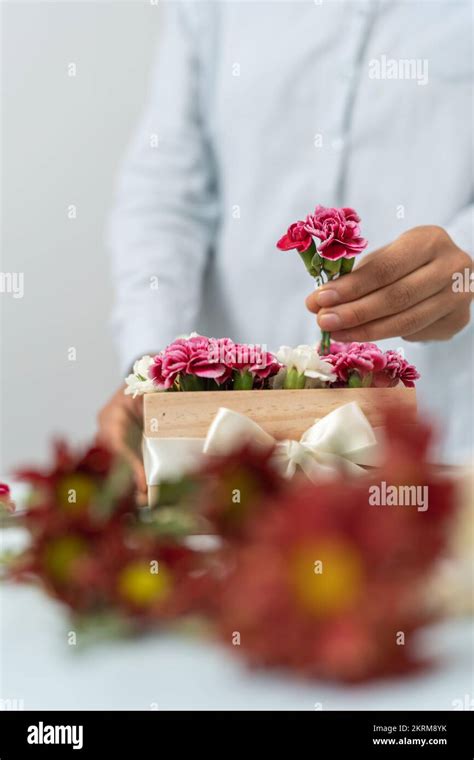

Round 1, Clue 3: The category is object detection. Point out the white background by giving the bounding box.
[1,0,159,472]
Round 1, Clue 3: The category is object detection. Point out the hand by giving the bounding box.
[97,386,147,501]
[306,226,472,342]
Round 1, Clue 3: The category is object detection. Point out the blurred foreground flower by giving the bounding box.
[197,445,288,541]
[213,413,456,682]
[3,414,463,682]
[7,442,213,628]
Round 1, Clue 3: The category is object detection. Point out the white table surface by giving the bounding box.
[2,578,473,710]
[1,488,473,711]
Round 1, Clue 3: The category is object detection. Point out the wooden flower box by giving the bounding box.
[144,386,417,441]
[142,387,417,505]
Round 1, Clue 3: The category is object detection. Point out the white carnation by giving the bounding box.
[124,355,157,397]
[276,344,337,386]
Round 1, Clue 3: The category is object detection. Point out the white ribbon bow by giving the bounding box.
[143,401,380,487]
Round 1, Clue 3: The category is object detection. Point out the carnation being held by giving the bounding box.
[276,221,314,253]
[276,204,369,355]
[304,206,368,261]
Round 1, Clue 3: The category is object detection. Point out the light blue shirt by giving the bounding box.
[108,0,473,461]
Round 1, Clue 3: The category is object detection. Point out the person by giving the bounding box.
[98,0,473,496]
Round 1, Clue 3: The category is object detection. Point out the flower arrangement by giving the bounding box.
[3,412,458,682]
[277,205,368,353]
[126,337,419,395]
[124,205,420,396]
[125,334,281,396]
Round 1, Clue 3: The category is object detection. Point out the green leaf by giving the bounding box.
[69,611,134,649]
[340,257,355,274]
[322,258,342,276]
[298,240,319,277]
[143,506,204,538]
[348,372,363,388]
[179,374,206,392]
[90,461,134,522]
[310,251,323,278]
[150,476,199,508]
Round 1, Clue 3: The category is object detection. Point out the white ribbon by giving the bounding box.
[143,401,380,487]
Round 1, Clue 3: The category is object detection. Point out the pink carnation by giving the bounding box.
[156,336,232,388]
[375,350,420,388]
[325,342,386,384]
[304,206,368,261]
[276,221,314,253]
[149,336,281,390]
[232,344,282,380]
[185,336,233,383]
[325,342,419,388]
[149,353,167,389]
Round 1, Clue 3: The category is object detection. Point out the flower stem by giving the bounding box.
[283,368,306,389]
[316,259,355,354]
[179,374,205,392]
[317,272,333,355]
[320,331,331,356]
[233,370,254,390]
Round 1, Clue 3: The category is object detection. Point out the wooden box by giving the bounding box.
[144,386,417,441]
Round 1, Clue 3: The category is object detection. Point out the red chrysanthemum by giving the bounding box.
[197,444,288,541]
[214,414,455,682]
[9,441,214,624]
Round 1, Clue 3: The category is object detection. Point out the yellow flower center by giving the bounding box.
[288,538,363,617]
[217,468,262,526]
[43,535,88,583]
[117,560,172,608]
[56,474,96,513]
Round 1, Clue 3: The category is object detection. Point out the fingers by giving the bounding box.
[306,233,432,313]
[305,225,470,342]
[404,304,471,342]
[328,285,456,343]
[316,259,446,333]
[97,388,147,495]
[122,448,148,496]
[97,420,147,494]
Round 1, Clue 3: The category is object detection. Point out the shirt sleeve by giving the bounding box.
[106,2,217,375]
